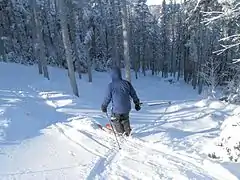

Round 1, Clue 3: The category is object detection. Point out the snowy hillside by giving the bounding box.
[0,62,239,180]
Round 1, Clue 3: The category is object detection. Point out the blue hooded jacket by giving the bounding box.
[102,67,140,114]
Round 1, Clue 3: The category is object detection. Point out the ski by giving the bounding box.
[96,123,113,134]
[95,121,138,150]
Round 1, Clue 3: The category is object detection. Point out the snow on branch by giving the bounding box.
[214,42,240,55]
[202,12,225,25]
[83,27,93,45]
[233,59,240,64]
[220,34,240,42]
[202,1,240,25]
[202,2,240,58]
[193,0,202,12]
[212,34,240,55]
[200,58,223,97]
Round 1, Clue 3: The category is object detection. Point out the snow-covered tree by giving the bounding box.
[202,0,240,101]
[1,0,239,97]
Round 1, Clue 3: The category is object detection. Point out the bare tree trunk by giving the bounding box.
[58,0,79,97]
[121,0,131,82]
[31,0,42,75]
[83,27,93,83]
[110,0,120,67]
[0,26,6,61]
[68,0,82,79]
[0,3,5,61]
[31,0,49,79]
[85,45,92,82]
[171,14,176,77]
[198,14,204,94]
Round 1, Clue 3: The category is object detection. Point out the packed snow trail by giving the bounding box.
[47,117,237,180]
[0,63,239,179]
[37,87,239,179]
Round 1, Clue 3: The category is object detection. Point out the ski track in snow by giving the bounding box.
[26,84,240,179]
[53,119,234,180]
[39,91,236,180]
[36,89,205,180]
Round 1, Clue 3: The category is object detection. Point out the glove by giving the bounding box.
[135,103,141,111]
[101,105,107,113]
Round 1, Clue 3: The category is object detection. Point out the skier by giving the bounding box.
[101,67,141,136]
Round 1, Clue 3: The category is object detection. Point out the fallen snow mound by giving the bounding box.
[208,115,240,162]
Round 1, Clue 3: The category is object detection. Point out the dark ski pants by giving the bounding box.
[111,113,131,136]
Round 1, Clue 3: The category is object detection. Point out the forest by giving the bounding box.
[0,0,239,100]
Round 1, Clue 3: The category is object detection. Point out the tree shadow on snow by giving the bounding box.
[166,127,219,140]
[0,89,69,144]
[135,120,219,140]
[221,163,240,179]
[132,100,231,141]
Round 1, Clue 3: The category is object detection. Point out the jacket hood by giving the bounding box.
[111,67,122,81]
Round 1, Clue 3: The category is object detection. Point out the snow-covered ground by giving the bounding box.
[0,62,239,180]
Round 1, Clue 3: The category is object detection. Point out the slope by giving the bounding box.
[0,62,239,180]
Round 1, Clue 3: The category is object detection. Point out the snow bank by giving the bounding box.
[233,106,240,115]
[194,99,210,108]
[207,115,240,162]
[66,116,102,131]
[209,101,225,109]
[194,99,225,109]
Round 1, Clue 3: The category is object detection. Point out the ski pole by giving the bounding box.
[106,112,121,150]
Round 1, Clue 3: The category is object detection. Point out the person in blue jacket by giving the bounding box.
[101,67,141,136]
